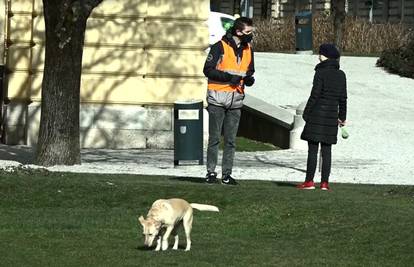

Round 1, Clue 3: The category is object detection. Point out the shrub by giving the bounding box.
[341,17,412,55]
[312,12,334,49]
[253,13,412,55]
[376,37,414,79]
[252,16,295,52]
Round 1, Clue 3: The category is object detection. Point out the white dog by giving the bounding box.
[139,198,219,251]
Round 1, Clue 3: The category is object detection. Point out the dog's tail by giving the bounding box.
[190,203,219,212]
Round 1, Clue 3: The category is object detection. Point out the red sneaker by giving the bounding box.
[296,180,315,190]
[320,182,330,191]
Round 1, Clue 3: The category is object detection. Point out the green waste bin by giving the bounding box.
[295,11,313,52]
[174,100,203,166]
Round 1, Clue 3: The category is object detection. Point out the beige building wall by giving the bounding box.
[3,0,210,148]
[0,0,5,65]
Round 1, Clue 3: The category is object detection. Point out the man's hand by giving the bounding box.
[229,75,243,85]
[243,76,255,87]
[338,119,346,126]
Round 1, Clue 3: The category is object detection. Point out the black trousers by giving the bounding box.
[305,141,332,183]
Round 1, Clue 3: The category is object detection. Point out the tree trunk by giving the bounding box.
[331,0,346,50]
[36,0,101,166]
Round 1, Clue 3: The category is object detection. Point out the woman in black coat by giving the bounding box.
[297,44,347,191]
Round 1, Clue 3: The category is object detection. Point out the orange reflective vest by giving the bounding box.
[208,40,252,92]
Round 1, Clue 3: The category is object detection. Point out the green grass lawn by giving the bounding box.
[1,171,413,266]
[223,137,280,152]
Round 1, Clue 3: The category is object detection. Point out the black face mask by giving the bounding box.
[240,33,253,44]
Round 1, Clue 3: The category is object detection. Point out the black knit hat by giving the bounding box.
[319,44,340,59]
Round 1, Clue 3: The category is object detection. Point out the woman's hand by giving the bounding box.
[338,119,346,126]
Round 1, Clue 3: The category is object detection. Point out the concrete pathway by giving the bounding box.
[1,53,413,186]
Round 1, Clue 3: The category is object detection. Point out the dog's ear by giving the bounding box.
[138,215,145,226]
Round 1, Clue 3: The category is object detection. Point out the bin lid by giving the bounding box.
[295,11,312,17]
[174,99,203,105]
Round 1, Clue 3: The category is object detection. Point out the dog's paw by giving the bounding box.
[161,241,169,251]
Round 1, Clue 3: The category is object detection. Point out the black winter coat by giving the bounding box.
[301,59,347,145]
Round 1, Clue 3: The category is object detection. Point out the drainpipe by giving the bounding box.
[241,0,253,18]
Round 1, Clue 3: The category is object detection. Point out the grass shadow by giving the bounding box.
[169,176,205,184]
[136,246,153,251]
[272,181,297,187]
[136,244,187,251]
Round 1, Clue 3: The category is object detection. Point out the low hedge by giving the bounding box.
[253,14,412,56]
[376,38,414,79]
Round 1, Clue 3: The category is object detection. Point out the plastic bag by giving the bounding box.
[340,125,349,139]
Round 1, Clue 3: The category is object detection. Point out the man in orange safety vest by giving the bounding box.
[203,17,255,185]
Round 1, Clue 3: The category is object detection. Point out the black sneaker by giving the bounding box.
[205,172,218,184]
[221,174,238,185]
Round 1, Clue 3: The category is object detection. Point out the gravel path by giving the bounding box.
[1,53,413,185]
[249,53,414,185]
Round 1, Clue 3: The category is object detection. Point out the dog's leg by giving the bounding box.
[155,236,161,251]
[172,227,179,250]
[183,211,193,251]
[161,226,174,251]
[172,235,179,250]
[172,221,182,250]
